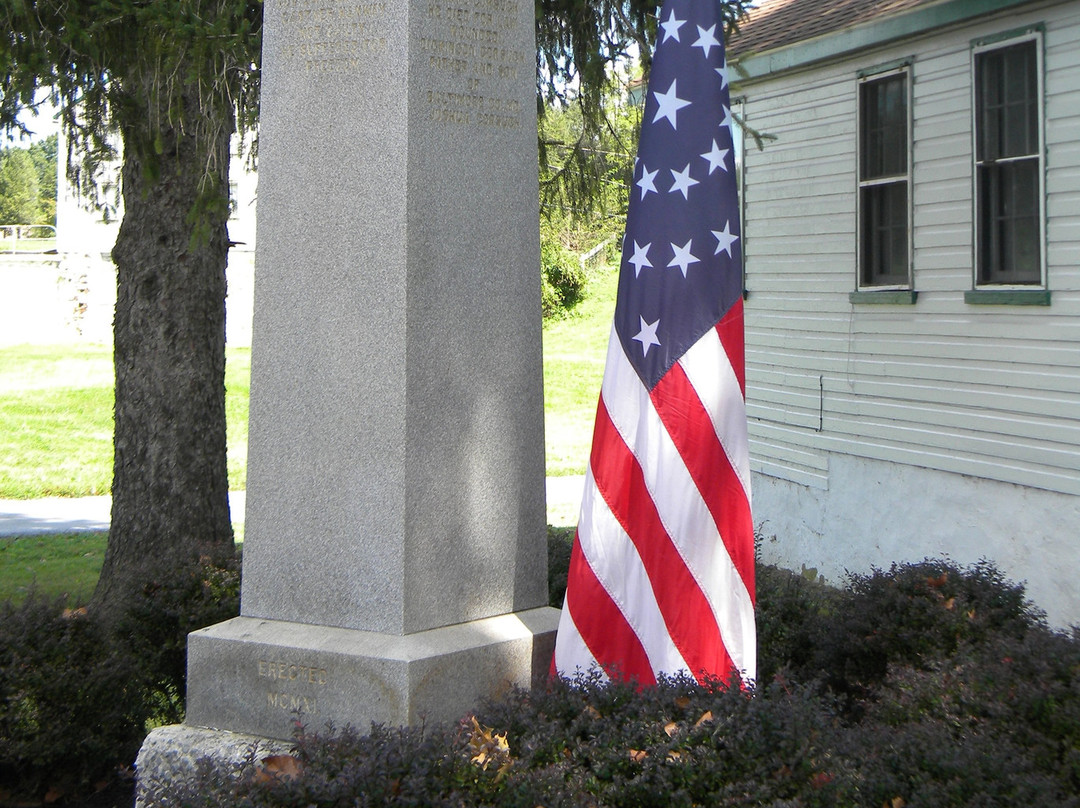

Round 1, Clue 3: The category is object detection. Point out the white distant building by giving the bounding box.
[54,129,258,346]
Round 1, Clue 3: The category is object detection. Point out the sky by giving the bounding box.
[4,94,59,146]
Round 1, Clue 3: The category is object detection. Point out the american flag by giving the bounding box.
[552,0,755,686]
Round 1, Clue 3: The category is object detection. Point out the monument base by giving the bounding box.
[136,608,559,804]
[135,724,289,808]
[184,608,560,742]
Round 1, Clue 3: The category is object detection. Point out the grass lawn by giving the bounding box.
[543,265,617,476]
[0,530,106,604]
[0,344,251,498]
[0,238,57,253]
[0,267,617,497]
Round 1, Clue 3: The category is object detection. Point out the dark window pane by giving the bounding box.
[977,160,1040,284]
[976,41,1038,161]
[860,73,907,180]
[861,182,908,286]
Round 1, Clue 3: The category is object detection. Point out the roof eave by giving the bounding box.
[730,0,1044,85]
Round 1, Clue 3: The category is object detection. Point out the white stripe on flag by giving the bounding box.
[600,326,756,681]
[575,469,693,677]
[679,326,752,504]
[553,585,604,680]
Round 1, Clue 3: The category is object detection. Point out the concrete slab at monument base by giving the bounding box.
[184,608,561,742]
[135,724,289,808]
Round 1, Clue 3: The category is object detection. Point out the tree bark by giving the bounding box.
[92,92,236,622]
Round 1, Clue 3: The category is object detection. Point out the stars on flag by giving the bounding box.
[669,164,699,199]
[668,239,700,277]
[712,222,739,258]
[716,62,730,89]
[633,316,661,356]
[636,164,659,199]
[628,241,653,276]
[692,24,720,58]
[615,0,743,378]
[660,8,686,42]
[700,140,730,174]
[651,80,691,129]
[720,104,734,134]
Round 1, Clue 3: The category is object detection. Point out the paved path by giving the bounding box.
[0,478,586,537]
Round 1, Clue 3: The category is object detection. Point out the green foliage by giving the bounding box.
[761,558,1041,706]
[0,146,40,223]
[538,81,639,231]
[0,554,239,804]
[0,594,149,801]
[27,134,57,224]
[541,230,588,318]
[2,546,1078,807]
[0,0,262,221]
[114,554,241,725]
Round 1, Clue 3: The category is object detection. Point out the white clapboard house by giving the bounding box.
[728,0,1080,625]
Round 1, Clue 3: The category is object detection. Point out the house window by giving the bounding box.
[857,66,910,289]
[973,33,1043,286]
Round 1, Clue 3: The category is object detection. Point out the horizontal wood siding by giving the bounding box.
[739,0,1080,497]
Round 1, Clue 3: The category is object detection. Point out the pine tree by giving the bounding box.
[1,0,261,622]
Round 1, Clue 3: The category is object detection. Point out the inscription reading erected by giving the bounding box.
[257,659,328,717]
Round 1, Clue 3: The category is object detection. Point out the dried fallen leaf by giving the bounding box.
[674,696,691,709]
[43,786,64,804]
[61,606,87,619]
[468,716,512,779]
[628,749,648,763]
[663,721,679,737]
[585,705,602,719]
[255,754,303,784]
[927,573,948,589]
[943,597,956,610]
[666,750,682,763]
[694,710,714,727]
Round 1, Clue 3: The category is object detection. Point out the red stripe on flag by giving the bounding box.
[652,364,755,602]
[590,396,734,682]
[563,531,656,685]
[717,298,746,396]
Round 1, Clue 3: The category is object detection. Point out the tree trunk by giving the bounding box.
[92,93,236,622]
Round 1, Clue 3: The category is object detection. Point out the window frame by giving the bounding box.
[855,61,913,294]
[970,28,1046,292]
[731,94,748,297]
